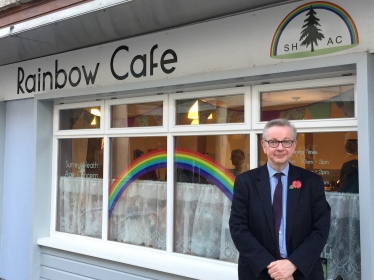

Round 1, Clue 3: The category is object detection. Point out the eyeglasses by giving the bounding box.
[264,140,295,148]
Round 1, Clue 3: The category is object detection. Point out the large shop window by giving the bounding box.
[51,78,359,279]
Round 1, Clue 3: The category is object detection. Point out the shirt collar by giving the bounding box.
[266,162,289,178]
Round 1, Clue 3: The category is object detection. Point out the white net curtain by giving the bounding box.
[58,177,238,261]
[109,180,167,249]
[58,177,361,275]
[108,180,238,262]
[174,182,238,261]
[58,177,103,238]
[325,192,360,280]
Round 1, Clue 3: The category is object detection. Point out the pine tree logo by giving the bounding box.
[299,6,325,52]
[271,1,359,59]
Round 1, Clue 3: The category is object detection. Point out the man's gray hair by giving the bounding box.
[262,118,297,140]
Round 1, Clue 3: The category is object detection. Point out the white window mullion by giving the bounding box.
[101,136,110,241]
[166,134,175,253]
[244,87,252,128]
[50,137,59,234]
[250,132,259,169]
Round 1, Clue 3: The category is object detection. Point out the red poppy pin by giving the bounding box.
[289,180,302,189]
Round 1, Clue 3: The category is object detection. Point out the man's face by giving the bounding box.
[261,125,296,171]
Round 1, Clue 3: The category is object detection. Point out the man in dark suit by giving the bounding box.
[229,119,330,280]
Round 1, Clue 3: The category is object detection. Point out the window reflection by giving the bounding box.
[261,84,354,121]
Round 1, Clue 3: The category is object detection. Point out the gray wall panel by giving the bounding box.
[30,99,54,279]
[40,247,194,280]
[41,254,150,280]
[1,98,34,280]
[40,266,94,280]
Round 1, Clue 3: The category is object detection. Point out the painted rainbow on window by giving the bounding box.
[270,1,359,57]
[108,148,235,216]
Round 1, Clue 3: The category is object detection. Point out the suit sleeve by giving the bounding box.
[229,175,275,277]
[287,175,331,278]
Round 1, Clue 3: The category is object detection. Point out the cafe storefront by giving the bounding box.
[0,0,373,279]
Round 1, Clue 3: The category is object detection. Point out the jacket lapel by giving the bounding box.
[286,164,301,243]
[255,165,276,242]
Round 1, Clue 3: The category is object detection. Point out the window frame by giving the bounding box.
[104,94,169,135]
[44,76,359,280]
[54,100,105,136]
[169,87,251,133]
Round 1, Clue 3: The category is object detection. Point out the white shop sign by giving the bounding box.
[0,0,372,100]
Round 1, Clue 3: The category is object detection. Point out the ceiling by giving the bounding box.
[0,0,300,67]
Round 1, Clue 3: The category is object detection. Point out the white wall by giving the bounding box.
[1,98,34,280]
[0,101,6,277]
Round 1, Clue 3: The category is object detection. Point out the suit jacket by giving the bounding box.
[229,164,331,280]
